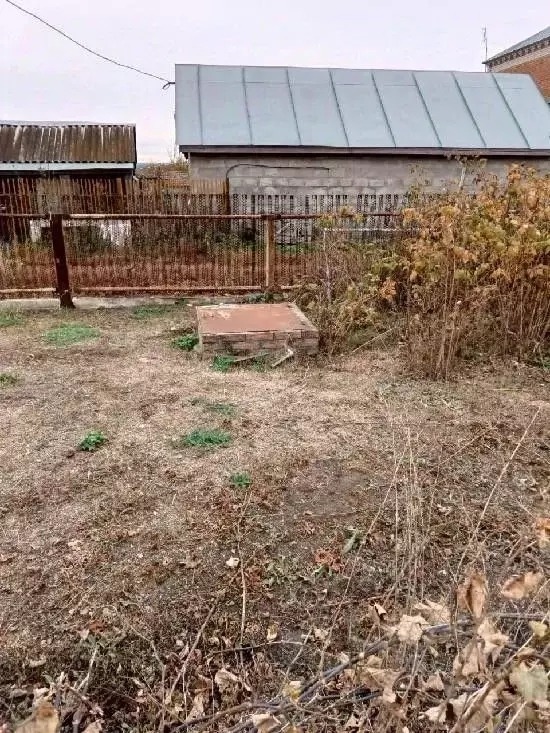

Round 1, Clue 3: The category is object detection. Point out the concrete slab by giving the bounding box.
[197,303,319,356]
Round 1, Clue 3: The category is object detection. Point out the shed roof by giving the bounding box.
[485,26,550,63]
[0,123,137,171]
[175,65,550,155]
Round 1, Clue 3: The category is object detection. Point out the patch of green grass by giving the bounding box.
[212,354,237,373]
[190,398,236,417]
[78,430,107,452]
[0,311,25,328]
[251,353,269,372]
[172,334,199,351]
[174,428,232,449]
[229,472,252,489]
[43,324,100,347]
[132,305,169,320]
[0,373,18,387]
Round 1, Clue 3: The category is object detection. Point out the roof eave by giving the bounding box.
[180,145,550,158]
[0,162,136,172]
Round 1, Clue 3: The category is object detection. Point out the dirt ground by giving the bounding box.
[0,304,549,731]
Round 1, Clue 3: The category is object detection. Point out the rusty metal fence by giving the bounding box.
[0,212,403,304]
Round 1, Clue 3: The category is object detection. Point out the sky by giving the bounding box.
[1,0,548,161]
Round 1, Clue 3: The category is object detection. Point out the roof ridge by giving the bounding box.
[485,25,550,63]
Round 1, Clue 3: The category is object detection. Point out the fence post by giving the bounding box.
[50,213,74,309]
[264,215,276,290]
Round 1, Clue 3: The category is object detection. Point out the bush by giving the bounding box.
[299,167,550,376]
[401,165,550,377]
[296,217,400,354]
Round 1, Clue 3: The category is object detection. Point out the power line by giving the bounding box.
[3,0,174,87]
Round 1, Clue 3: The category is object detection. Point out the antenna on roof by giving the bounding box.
[482,27,488,65]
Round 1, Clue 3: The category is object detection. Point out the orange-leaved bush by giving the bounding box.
[401,165,550,377]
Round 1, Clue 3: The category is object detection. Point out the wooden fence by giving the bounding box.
[0,212,403,302]
[0,177,229,217]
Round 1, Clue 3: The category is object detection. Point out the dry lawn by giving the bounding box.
[0,304,549,731]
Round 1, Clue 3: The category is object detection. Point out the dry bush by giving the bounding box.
[296,216,400,354]
[401,165,550,377]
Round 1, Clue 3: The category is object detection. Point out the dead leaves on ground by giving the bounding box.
[14,702,58,733]
[501,571,543,599]
[457,570,487,619]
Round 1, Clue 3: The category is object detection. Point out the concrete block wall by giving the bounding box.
[189,153,550,211]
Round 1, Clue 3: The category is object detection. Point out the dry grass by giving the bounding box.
[0,306,549,731]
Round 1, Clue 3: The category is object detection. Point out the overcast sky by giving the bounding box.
[1,0,548,161]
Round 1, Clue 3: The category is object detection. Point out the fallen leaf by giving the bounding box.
[535,517,550,548]
[422,673,444,692]
[457,571,487,619]
[251,713,280,732]
[392,614,429,643]
[420,702,446,724]
[314,627,329,642]
[82,723,102,733]
[510,663,548,702]
[27,657,46,669]
[528,621,548,638]
[414,600,450,624]
[15,701,59,733]
[266,624,278,642]
[282,680,301,700]
[453,640,485,678]
[501,572,543,599]
[477,618,509,662]
[225,557,239,569]
[358,666,399,703]
[185,693,205,722]
[449,689,500,733]
[214,668,240,693]
[374,603,387,617]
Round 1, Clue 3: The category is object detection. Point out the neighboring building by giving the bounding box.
[0,122,136,239]
[175,65,550,212]
[484,27,550,100]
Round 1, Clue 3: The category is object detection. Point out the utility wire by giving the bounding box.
[3,0,174,87]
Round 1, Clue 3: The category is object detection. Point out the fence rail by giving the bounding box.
[0,212,403,304]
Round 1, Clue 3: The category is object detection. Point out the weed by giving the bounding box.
[43,324,100,347]
[0,312,25,328]
[190,398,236,417]
[251,353,269,372]
[78,431,107,452]
[212,354,236,373]
[229,472,252,489]
[172,334,199,351]
[132,305,169,320]
[0,373,18,387]
[174,428,232,449]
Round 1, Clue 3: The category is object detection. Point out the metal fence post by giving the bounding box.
[50,213,74,308]
[264,214,276,290]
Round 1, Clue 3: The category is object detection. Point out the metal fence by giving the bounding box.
[0,212,403,303]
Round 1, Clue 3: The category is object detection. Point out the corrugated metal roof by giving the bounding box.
[175,65,550,153]
[486,26,550,63]
[0,123,137,167]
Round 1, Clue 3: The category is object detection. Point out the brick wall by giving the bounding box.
[189,154,550,208]
[494,55,550,99]
[487,44,550,99]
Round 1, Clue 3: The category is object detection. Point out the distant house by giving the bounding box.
[175,65,550,212]
[484,27,550,100]
[0,122,136,240]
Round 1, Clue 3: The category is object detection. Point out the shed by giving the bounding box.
[0,122,137,238]
[175,65,550,212]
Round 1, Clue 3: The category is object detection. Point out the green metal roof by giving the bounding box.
[175,65,550,153]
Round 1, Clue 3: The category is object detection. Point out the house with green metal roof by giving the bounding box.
[175,64,550,212]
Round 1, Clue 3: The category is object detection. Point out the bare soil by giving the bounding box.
[0,305,548,731]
